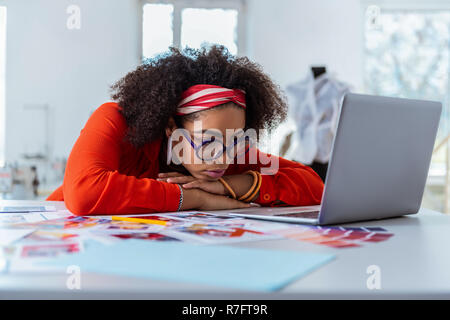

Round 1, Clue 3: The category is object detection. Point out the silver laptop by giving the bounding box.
[223,93,442,225]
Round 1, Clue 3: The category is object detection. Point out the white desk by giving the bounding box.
[1,200,450,299]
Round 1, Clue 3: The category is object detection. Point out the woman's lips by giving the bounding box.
[204,169,226,178]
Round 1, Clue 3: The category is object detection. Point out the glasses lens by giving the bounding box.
[227,136,253,158]
[199,140,224,161]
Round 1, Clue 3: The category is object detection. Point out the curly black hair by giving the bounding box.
[111,45,287,148]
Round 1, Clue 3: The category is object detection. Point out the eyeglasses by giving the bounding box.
[180,130,254,162]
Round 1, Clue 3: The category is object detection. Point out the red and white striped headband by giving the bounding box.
[176,84,246,116]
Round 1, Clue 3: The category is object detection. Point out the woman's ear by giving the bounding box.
[165,117,177,138]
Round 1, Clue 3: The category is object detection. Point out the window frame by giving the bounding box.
[361,0,450,212]
[361,0,450,133]
[139,0,247,59]
[361,0,450,92]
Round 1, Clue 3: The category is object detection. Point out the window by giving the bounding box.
[142,0,245,59]
[181,8,238,54]
[363,1,450,212]
[0,6,6,167]
[142,4,174,59]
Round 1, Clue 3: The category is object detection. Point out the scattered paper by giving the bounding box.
[0,206,56,213]
[0,228,35,246]
[240,221,394,248]
[18,241,82,259]
[163,222,281,244]
[0,210,71,226]
[1,209,395,277]
[110,233,181,241]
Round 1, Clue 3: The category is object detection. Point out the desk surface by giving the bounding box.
[1,200,450,299]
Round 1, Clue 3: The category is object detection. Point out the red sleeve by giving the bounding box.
[62,103,181,216]
[229,148,324,206]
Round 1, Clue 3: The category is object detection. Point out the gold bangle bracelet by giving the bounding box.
[218,177,237,199]
[238,170,258,201]
[243,171,262,202]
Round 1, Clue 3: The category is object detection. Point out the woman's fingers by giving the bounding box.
[214,197,251,210]
[166,176,196,184]
[230,199,252,209]
[158,172,185,178]
[183,180,226,195]
[156,172,196,183]
[181,181,200,188]
[157,172,186,182]
[182,180,211,192]
[199,192,251,210]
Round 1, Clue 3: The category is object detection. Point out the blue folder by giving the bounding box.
[42,240,335,292]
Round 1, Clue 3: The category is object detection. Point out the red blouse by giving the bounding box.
[47,102,324,215]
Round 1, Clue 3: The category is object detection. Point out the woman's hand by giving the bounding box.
[158,172,258,202]
[158,172,251,210]
[180,188,251,211]
[157,172,196,184]
[158,172,227,196]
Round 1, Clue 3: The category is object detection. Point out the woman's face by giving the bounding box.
[167,103,246,181]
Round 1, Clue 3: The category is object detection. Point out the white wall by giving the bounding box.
[2,0,364,162]
[4,0,141,161]
[244,0,364,153]
[246,0,364,90]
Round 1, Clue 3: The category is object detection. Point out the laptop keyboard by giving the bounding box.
[275,211,320,219]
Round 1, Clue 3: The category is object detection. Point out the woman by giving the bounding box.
[47,46,324,215]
